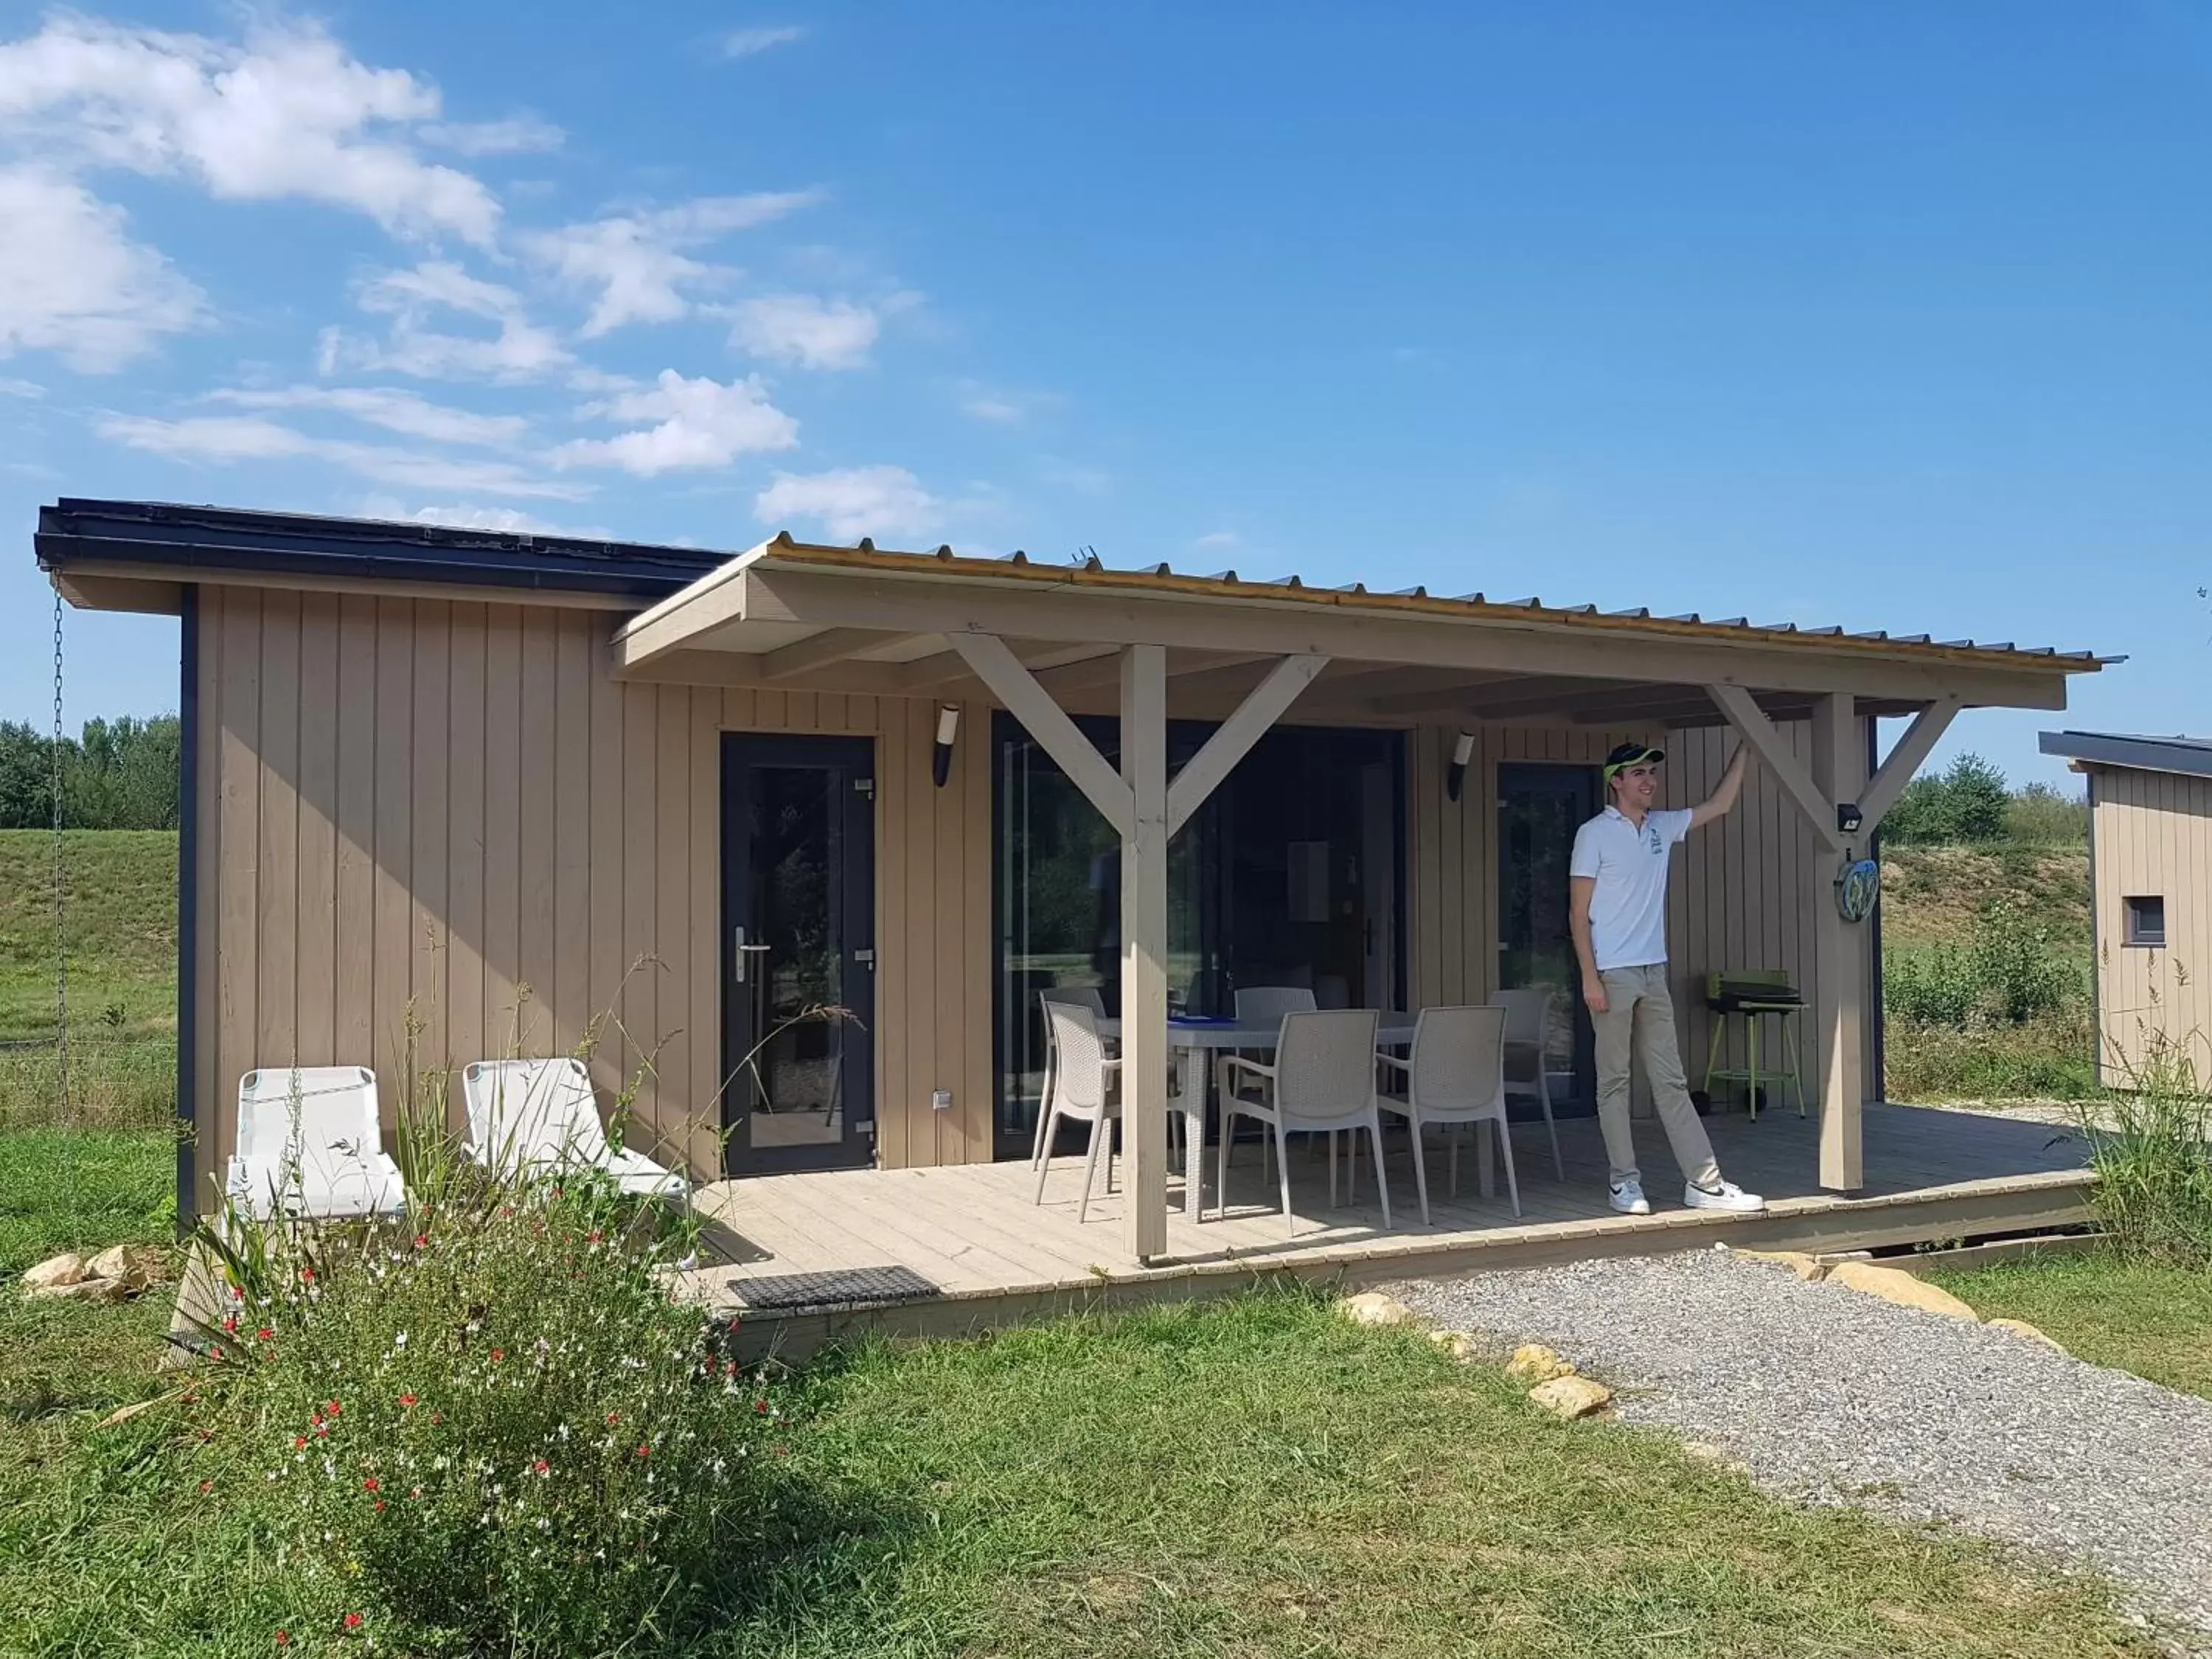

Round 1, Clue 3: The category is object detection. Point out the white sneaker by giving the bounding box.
[1608,1180,1652,1216]
[1684,1178,1765,1214]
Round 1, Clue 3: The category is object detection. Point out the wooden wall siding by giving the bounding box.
[2088,766,2212,1082]
[1405,718,1874,1111]
[189,587,994,1213]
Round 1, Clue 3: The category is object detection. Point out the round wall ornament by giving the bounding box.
[1834,857,1881,924]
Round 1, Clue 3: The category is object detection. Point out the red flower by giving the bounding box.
[198,1480,213,1495]
[431,1413,443,1425]
[209,1346,223,1360]
[361,1477,380,1492]
[229,1284,243,1301]
[489,1348,504,1363]
[221,1313,240,1334]
[344,1612,363,1630]
[299,1268,315,1284]
[293,1436,307,1450]
[588,1229,604,1243]
[326,1400,342,1416]
[605,1411,620,1425]
[398,1393,418,1408]
[754,1399,767,1414]
[500,1205,515,1218]
[274,1631,288,1646]
[314,1423,329,1439]
[413,1234,428,1250]
[532,1458,549,1475]
[256,1327,274,1342]
[373,1499,386,1512]
[635,1444,650,1459]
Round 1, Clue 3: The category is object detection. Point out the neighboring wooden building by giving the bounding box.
[2042,730,2212,1085]
[41,499,2108,1258]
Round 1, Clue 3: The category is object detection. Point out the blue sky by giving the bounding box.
[1,2,2205,783]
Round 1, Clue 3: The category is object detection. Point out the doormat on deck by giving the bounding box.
[726,1265,941,1312]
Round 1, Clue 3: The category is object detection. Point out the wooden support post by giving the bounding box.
[1120,644,1170,1263]
[1809,692,1868,1192]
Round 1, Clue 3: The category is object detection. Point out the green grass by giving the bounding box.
[0,1129,2160,1657]
[0,830,178,1130]
[1933,1251,2212,1403]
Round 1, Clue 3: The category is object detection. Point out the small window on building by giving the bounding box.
[2125,895,2166,948]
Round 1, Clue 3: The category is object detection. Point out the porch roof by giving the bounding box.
[613,532,2111,726]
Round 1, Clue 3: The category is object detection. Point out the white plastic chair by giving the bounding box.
[1376,1006,1516,1224]
[1032,1000,1122,1222]
[1215,1008,1391,1236]
[460,1059,686,1198]
[1489,988,1566,1179]
[1228,986,1318,1178]
[226,1065,406,1220]
[1030,987,1107,1169]
[1234,985,1317,1023]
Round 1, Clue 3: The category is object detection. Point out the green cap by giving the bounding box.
[1601,742,1666,782]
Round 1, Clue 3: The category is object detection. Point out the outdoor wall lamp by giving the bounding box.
[1836,801,1864,836]
[933,705,960,787]
[1445,730,1475,802]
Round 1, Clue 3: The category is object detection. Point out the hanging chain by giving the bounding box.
[51,589,69,1125]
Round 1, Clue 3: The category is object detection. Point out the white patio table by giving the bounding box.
[1098,1011,1419,1220]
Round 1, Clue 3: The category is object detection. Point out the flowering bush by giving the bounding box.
[189,1175,776,1654]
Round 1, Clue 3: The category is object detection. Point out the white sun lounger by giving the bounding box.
[226,1065,407,1220]
[459,1058,687,1200]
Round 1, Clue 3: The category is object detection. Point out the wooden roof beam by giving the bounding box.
[758,627,919,682]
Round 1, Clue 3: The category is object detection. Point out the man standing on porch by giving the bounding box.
[1569,742,1767,1217]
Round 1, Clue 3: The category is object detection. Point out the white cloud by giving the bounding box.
[755,465,940,541]
[0,165,205,370]
[208,385,528,449]
[1193,530,1239,551]
[526,192,822,336]
[554,369,798,475]
[723,26,805,59]
[730,294,879,370]
[325,260,571,382]
[0,375,44,397]
[419,116,564,157]
[99,413,591,499]
[0,17,501,245]
[357,495,607,536]
[956,380,1057,424]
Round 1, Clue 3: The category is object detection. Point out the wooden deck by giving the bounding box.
[689,1103,2096,1360]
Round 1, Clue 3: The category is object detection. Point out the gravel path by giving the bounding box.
[1387,1250,2212,1650]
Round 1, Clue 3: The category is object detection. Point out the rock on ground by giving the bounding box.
[1388,1249,2212,1649]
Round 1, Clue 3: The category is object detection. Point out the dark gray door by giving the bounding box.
[1497,761,1599,1115]
[721,734,875,1175]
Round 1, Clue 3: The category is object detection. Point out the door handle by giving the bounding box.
[732,928,773,984]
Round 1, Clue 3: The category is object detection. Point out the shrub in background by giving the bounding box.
[1882,751,2014,845]
[2088,1021,2212,1267]
[1883,901,2083,1030]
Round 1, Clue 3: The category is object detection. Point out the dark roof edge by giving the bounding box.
[2039,729,2212,781]
[36,498,728,602]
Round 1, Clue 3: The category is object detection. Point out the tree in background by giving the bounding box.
[0,715,181,830]
[1879,751,2087,846]
[1883,751,2017,844]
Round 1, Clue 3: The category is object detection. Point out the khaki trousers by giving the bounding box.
[1592,963,1720,1189]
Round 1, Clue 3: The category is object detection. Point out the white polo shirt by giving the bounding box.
[1570,805,1693,971]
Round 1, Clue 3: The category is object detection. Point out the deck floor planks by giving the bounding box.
[691,1104,2096,1343]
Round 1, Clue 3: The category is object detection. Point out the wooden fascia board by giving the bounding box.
[51,558,637,615]
[1363,673,1626,720]
[54,570,186,615]
[742,568,2075,709]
